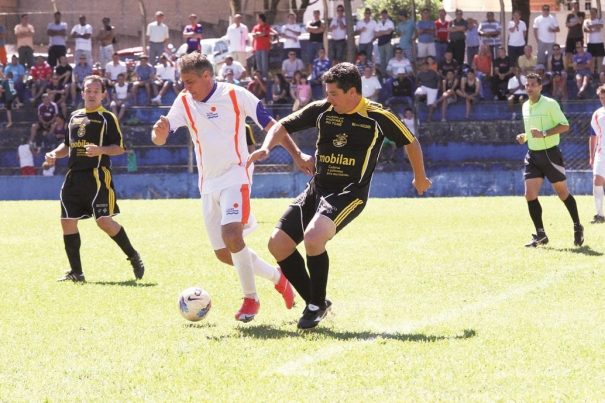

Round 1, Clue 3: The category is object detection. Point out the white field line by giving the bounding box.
[271,264,589,377]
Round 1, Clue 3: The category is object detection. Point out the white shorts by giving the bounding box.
[201,183,258,250]
[417,42,436,58]
[415,86,438,106]
[593,155,605,177]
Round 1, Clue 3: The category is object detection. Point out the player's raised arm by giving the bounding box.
[152,115,170,145]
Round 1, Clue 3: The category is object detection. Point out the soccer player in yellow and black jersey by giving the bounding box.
[45,75,144,282]
[248,63,431,329]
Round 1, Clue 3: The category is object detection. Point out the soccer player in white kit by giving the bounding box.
[152,52,313,322]
[589,84,605,223]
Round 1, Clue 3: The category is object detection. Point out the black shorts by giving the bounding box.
[60,168,120,219]
[523,147,566,183]
[565,37,583,54]
[587,42,605,57]
[276,180,369,244]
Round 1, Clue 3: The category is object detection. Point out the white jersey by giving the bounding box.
[591,106,605,160]
[165,82,273,194]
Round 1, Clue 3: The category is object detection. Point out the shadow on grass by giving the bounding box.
[183,322,216,329]
[86,280,158,287]
[236,324,476,342]
[542,245,603,256]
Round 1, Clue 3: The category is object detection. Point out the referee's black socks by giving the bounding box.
[307,251,329,309]
[527,199,545,234]
[278,250,311,304]
[563,194,581,225]
[64,233,82,274]
[111,226,137,257]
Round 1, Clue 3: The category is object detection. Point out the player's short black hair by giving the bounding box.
[526,72,542,85]
[178,51,214,76]
[323,63,362,94]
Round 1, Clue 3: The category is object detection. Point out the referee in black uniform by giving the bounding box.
[248,63,431,329]
[45,75,144,282]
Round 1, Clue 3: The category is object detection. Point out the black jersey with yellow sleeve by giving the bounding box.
[65,106,124,171]
[280,98,415,189]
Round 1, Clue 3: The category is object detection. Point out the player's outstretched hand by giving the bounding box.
[294,152,315,176]
[413,176,432,196]
[515,133,526,144]
[44,151,56,164]
[246,148,270,168]
[152,116,170,145]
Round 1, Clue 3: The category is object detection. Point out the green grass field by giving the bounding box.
[1,197,604,401]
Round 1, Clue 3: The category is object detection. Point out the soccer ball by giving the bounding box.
[178,287,212,321]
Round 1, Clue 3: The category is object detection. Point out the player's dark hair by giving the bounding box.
[322,62,362,94]
[83,75,106,92]
[526,72,542,85]
[597,84,605,95]
[179,51,214,76]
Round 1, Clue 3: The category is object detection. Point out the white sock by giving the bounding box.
[231,247,257,299]
[249,248,280,284]
[594,185,604,216]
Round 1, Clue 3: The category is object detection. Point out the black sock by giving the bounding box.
[110,227,137,257]
[277,250,311,304]
[563,194,580,225]
[64,233,82,274]
[307,251,329,308]
[527,199,545,233]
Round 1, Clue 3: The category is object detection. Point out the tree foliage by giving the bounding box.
[361,0,443,20]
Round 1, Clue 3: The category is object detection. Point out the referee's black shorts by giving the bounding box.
[276,179,369,245]
[523,146,567,183]
[60,168,120,219]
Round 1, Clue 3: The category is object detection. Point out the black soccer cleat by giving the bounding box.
[128,252,145,280]
[574,224,584,247]
[297,299,332,330]
[57,271,86,282]
[524,233,549,248]
[590,215,605,224]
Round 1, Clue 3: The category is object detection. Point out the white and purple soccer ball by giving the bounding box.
[178,287,212,321]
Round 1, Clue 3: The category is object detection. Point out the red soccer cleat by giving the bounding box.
[235,297,260,322]
[274,269,295,309]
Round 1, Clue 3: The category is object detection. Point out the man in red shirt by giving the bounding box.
[252,13,277,80]
[435,8,450,65]
[30,55,53,103]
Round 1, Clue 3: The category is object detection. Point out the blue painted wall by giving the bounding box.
[0,170,594,200]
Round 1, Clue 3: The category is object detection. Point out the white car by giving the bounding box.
[175,37,253,68]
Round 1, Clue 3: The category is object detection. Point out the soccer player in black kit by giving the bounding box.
[45,75,144,282]
[248,63,431,329]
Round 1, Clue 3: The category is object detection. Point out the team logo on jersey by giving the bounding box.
[206,106,219,119]
[333,133,348,148]
[76,117,90,137]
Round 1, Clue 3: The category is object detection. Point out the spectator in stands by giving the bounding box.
[328,5,347,64]
[311,47,330,84]
[30,93,58,151]
[292,73,311,111]
[472,44,492,82]
[396,10,416,63]
[105,52,127,96]
[361,65,381,101]
[518,45,537,75]
[416,9,436,60]
[48,114,66,146]
[4,55,26,105]
[18,136,36,175]
[507,65,527,119]
[573,42,593,99]
[222,69,238,85]
[30,56,53,104]
[533,4,559,67]
[147,11,169,65]
[252,13,276,80]
[14,14,34,69]
[219,55,246,81]
[426,55,438,72]
[0,23,6,66]
[305,10,325,67]
[436,69,459,121]
[46,74,67,117]
[226,14,249,69]
[47,11,67,68]
[183,14,203,54]
[508,10,527,66]
[565,1,585,68]
[247,70,267,101]
[355,50,374,75]
[152,54,176,105]
[131,55,157,105]
[386,67,414,111]
[449,9,467,66]
[282,13,302,60]
[110,73,130,121]
[55,55,72,89]
[282,51,305,81]
[97,17,115,68]
[466,17,480,65]
[271,72,290,105]
[438,50,460,79]
[549,44,568,100]
[535,64,552,95]
[70,55,92,106]
[374,10,395,75]
[414,60,440,121]
[386,47,412,78]
[355,8,377,63]
[478,12,501,61]
[456,69,480,119]
[0,71,16,127]
[434,8,450,65]
[71,15,93,66]
[402,107,417,135]
[584,8,604,75]
[492,46,513,100]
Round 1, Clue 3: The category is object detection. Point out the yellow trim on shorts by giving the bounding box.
[102,167,115,215]
[333,198,364,227]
